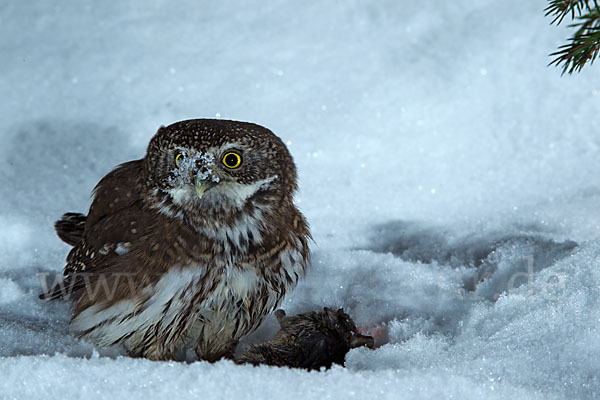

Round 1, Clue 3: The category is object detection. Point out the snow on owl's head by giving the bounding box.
[141,119,298,226]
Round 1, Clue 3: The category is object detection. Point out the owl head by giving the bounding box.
[141,119,298,226]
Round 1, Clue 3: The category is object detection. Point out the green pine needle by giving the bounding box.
[546,1,600,74]
[545,0,598,23]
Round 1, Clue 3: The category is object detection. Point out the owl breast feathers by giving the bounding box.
[47,119,311,361]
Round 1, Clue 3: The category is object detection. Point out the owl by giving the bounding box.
[45,119,311,361]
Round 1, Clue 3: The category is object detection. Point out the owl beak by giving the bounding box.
[194,174,218,199]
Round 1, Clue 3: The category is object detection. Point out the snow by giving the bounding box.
[168,151,219,187]
[1,0,600,399]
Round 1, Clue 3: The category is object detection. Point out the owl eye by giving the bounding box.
[175,153,184,168]
[221,152,242,169]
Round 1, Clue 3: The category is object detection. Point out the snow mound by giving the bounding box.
[2,0,600,399]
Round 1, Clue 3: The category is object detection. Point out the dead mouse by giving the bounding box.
[236,307,374,370]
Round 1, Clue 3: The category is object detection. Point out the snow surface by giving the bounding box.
[1,0,600,399]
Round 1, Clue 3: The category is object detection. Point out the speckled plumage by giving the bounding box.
[47,119,311,361]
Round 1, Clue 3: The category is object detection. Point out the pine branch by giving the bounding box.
[545,0,598,24]
[546,0,600,74]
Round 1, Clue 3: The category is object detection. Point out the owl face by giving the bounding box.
[163,141,278,209]
[142,119,297,223]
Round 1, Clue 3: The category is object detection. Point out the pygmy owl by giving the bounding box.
[46,119,311,361]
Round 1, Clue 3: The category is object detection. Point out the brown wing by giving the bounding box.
[63,159,145,276]
[86,160,145,228]
[42,160,150,300]
[54,202,152,305]
[52,160,146,250]
[52,159,211,307]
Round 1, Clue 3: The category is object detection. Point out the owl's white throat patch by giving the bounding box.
[167,186,195,206]
[164,175,277,210]
[212,175,277,208]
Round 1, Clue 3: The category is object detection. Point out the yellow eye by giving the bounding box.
[222,152,242,169]
[175,153,184,168]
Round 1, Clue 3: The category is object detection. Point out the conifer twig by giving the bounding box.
[546,0,600,74]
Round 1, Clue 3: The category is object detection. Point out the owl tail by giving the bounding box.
[55,212,87,246]
[38,275,83,301]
